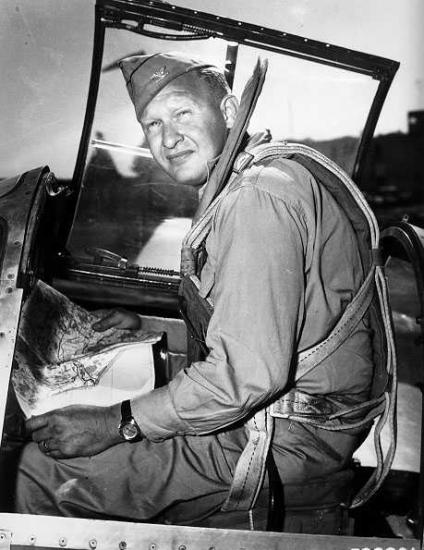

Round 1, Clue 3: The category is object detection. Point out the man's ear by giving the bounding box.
[220,94,239,129]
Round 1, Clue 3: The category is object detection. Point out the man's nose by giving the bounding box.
[162,122,183,149]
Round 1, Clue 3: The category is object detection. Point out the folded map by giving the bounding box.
[12,280,165,417]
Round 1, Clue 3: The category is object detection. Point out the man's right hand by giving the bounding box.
[92,308,141,332]
[27,403,123,459]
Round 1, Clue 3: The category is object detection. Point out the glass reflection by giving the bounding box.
[69,138,197,270]
[67,27,380,272]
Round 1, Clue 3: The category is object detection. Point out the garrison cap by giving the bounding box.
[119,52,217,120]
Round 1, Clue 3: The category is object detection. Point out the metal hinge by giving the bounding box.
[0,531,11,550]
[44,172,71,197]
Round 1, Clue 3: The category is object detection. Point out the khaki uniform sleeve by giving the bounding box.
[132,168,308,441]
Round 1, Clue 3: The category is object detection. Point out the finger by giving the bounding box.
[31,426,52,443]
[26,414,50,434]
[113,311,141,330]
[92,311,118,332]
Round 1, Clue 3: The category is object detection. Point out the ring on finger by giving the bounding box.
[41,440,49,451]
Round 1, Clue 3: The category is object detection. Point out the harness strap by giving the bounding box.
[294,263,376,382]
[350,264,397,507]
[271,388,386,429]
[237,143,397,508]
[221,408,273,512]
[182,141,397,512]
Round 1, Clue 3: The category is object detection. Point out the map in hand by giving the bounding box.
[12,280,163,417]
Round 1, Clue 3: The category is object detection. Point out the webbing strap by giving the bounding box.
[270,388,386,431]
[350,265,398,508]
[247,142,379,247]
[294,264,375,382]
[243,143,397,508]
[221,408,274,512]
[186,141,396,512]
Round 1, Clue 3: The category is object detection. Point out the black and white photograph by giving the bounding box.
[0,1,423,548]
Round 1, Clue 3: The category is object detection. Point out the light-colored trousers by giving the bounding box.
[16,419,360,522]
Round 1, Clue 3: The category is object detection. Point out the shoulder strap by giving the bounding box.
[241,142,397,508]
[181,141,397,510]
[295,263,375,382]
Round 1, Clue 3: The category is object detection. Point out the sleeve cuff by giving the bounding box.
[130,385,193,442]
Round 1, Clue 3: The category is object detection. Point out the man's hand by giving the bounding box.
[92,308,141,332]
[26,404,122,459]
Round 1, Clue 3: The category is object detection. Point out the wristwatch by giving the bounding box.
[118,400,142,442]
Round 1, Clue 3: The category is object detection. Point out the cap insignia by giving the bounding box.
[150,66,169,81]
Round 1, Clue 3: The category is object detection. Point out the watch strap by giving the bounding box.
[118,400,142,442]
[121,399,133,423]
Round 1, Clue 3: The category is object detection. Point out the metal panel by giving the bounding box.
[0,175,22,200]
[0,167,48,440]
[0,513,420,550]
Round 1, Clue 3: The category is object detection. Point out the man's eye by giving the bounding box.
[144,120,160,132]
[176,109,191,119]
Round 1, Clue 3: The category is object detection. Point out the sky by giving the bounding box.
[1,0,423,179]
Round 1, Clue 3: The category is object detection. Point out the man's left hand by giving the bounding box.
[26,404,122,459]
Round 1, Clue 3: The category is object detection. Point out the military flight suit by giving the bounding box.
[16,153,373,522]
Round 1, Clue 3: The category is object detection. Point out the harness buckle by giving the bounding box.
[233,151,254,174]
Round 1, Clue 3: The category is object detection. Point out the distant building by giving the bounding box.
[303,111,424,224]
[361,110,424,204]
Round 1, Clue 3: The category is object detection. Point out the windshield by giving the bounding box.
[67,26,379,272]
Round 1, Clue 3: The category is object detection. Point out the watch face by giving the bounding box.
[121,420,140,441]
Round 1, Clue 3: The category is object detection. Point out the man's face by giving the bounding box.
[140,76,229,187]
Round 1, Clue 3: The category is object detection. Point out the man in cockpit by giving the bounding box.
[16,52,375,529]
